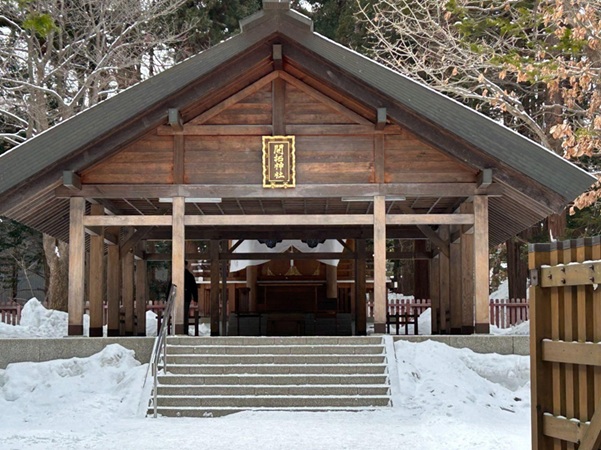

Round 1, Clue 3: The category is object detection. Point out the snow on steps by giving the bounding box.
[149,336,392,418]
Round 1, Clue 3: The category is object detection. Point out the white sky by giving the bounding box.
[0,294,531,449]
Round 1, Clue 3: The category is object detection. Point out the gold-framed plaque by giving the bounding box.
[262,135,295,188]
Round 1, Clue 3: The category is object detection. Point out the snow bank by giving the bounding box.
[0,344,147,426]
[0,298,162,338]
[0,298,68,338]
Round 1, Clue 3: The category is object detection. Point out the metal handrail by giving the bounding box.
[148,283,177,418]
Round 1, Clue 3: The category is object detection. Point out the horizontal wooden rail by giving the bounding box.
[543,414,586,445]
[542,340,601,366]
[534,261,601,288]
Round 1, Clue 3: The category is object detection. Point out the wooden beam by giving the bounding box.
[438,225,450,333]
[189,71,279,125]
[63,171,82,191]
[374,134,385,184]
[473,196,489,333]
[172,197,185,334]
[210,240,220,336]
[84,216,172,227]
[580,397,601,450]
[106,243,120,336]
[376,108,387,130]
[68,197,86,335]
[278,71,372,126]
[273,44,283,70]
[387,214,473,225]
[122,242,135,336]
[56,182,503,199]
[373,195,387,333]
[185,215,374,226]
[430,256,440,334]
[158,124,273,136]
[355,239,367,335]
[120,227,155,258]
[168,108,183,132]
[460,202,475,334]
[449,241,462,334]
[135,255,147,336]
[542,340,601,366]
[543,414,585,445]
[273,77,286,135]
[218,252,355,260]
[88,204,104,337]
[173,133,185,184]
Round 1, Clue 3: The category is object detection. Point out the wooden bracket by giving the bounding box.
[376,108,387,130]
[477,168,493,188]
[168,108,183,132]
[63,171,81,191]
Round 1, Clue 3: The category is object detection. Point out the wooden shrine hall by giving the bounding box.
[0,1,594,337]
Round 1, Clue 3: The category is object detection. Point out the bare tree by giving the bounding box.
[0,0,198,310]
[360,0,601,187]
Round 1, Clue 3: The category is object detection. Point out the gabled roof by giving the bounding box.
[0,0,595,244]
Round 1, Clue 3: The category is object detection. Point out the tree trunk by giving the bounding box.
[42,234,69,311]
[506,238,528,300]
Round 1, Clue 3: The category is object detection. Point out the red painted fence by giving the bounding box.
[1,297,529,330]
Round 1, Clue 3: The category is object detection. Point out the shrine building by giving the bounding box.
[0,0,594,337]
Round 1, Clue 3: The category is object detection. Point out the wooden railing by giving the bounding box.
[489,298,529,328]
[367,297,528,329]
[0,302,21,325]
[529,237,601,449]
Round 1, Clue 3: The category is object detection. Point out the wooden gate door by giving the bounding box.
[530,237,601,449]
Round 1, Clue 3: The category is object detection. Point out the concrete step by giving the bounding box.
[166,336,383,346]
[157,374,389,386]
[164,354,385,365]
[154,395,391,408]
[165,363,388,375]
[166,344,384,355]
[150,405,391,418]
[157,384,390,396]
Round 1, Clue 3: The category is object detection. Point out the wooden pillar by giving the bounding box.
[438,225,450,334]
[461,202,475,334]
[106,241,120,336]
[172,196,185,335]
[246,265,257,312]
[88,204,104,337]
[430,256,440,334]
[210,240,220,336]
[473,196,490,333]
[68,197,86,336]
[135,249,147,336]
[413,240,429,301]
[449,240,462,334]
[373,195,387,333]
[326,264,338,299]
[220,256,228,335]
[122,245,134,336]
[355,239,367,336]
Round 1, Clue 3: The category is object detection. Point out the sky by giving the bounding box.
[0,290,531,450]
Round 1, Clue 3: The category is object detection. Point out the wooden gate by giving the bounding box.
[530,237,601,449]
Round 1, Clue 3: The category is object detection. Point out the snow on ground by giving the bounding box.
[0,300,531,449]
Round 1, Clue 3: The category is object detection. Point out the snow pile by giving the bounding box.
[0,298,68,338]
[0,298,165,338]
[0,344,147,426]
[394,339,530,449]
[492,320,530,336]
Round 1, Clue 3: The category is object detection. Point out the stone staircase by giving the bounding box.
[149,336,392,417]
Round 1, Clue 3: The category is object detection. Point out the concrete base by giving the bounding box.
[0,337,155,369]
[392,335,529,355]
